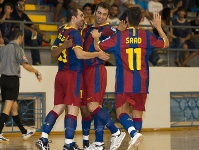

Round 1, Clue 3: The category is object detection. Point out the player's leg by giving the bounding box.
[11,101,36,140]
[0,76,19,143]
[0,100,15,143]
[63,105,80,150]
[36,72,66,150]
[116,93,146,150]
[80,105,91,149]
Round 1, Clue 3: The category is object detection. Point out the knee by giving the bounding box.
[11,105,18,114]
[80,106,90,117]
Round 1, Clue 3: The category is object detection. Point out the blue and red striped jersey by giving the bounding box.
[52,25,83,72]
[82,23,116,68]
[99,27,165,93]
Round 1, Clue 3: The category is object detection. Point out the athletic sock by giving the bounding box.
[64,114,77,148]
[12,115,27,134]
[119,113,136,138]
[94,116,104,143]
[92,107,119,135]
[82,116,91,145]
[41,110,59,142]
[0,113,9,134]
[133,118,142,133]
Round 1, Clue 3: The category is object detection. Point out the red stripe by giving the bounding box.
[118,113,128,120]
[91,107,101,116]
[50,110,59,119]
[133,118,142,122]
[82,116,91,121]
[65,114,77,120]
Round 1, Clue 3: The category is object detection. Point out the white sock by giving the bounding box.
[41,132,49,139]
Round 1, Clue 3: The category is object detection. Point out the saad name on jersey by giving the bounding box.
[126,37,142,44]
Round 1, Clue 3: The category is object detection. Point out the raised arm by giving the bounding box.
[150,13,169,48]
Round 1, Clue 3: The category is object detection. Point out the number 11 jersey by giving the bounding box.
[98,27,165,93]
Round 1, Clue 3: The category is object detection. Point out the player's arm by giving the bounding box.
[21,63,42,82]
[51,36,72,58]
[150,13,169,48]
[91,29,117,53]
[73,47,110,61]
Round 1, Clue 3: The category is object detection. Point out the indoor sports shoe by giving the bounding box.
[35,138,50,150]
[83,141,90,149]
[63,143,80,150]
[23,128,36,140]
[0,134,9,143]
[84,142,105,150]
[127,133,144,150]
[110,130,126,150]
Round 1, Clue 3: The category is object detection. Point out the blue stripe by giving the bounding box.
[115,32,124,92]
[85,27,94,66]
[132,29,141,92]
[95,65,100,93]
[75,72,81,97]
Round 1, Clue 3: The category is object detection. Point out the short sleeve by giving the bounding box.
[16,47,28,64]
[149,32,165,49]
[99,33,117,53]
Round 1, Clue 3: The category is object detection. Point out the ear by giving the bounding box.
[126,17,128,22]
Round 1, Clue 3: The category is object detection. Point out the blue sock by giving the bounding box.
[94,116,104,143]
[119,113,136,138]
[133,118,142,133]
[82,116,91,144]
[42,110,58,142]
[92,107,118,134]
[64,114,77,148]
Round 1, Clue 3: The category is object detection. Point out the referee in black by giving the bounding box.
[0,29,42,142]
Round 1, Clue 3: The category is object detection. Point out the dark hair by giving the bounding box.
[127,7,142,26]
[83,3,93,10]
[111,4,119,10]
[162,8,171,22]
[66,8,78,22]
[4,3,14,10]
[95,2,111,15]
[177,6,187,13]
[16,0,25,5]
[11,29,23,40]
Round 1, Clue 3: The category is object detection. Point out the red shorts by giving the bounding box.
[54,70,82,106]
[81,65,107,105]
[116,93,147,111]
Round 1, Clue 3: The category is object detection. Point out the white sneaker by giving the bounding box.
[0,134,9,143]
[22,128,36,140]
[127,133,144,150]
[110,131,126,150]
[157,59,166,66]
[84,142,105,150]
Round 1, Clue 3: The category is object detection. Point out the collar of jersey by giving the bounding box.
[127,26,138,29]
[64,25,76,29]
[92,22,109,27]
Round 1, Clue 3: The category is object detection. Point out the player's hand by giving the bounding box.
[150,13,161,29]
[98,51,110,61]
[91,29,101,39]
[61,36,72,49]
[35,71,42,82]
[117,20,127,31]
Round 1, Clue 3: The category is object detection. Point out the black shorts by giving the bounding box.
[186,40,199,53]
[0,75,19,102]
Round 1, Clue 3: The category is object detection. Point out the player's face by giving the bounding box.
[16,1,25,12]
[110,6,118,17]
[94,6,109,25]
[75,9,85,28]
